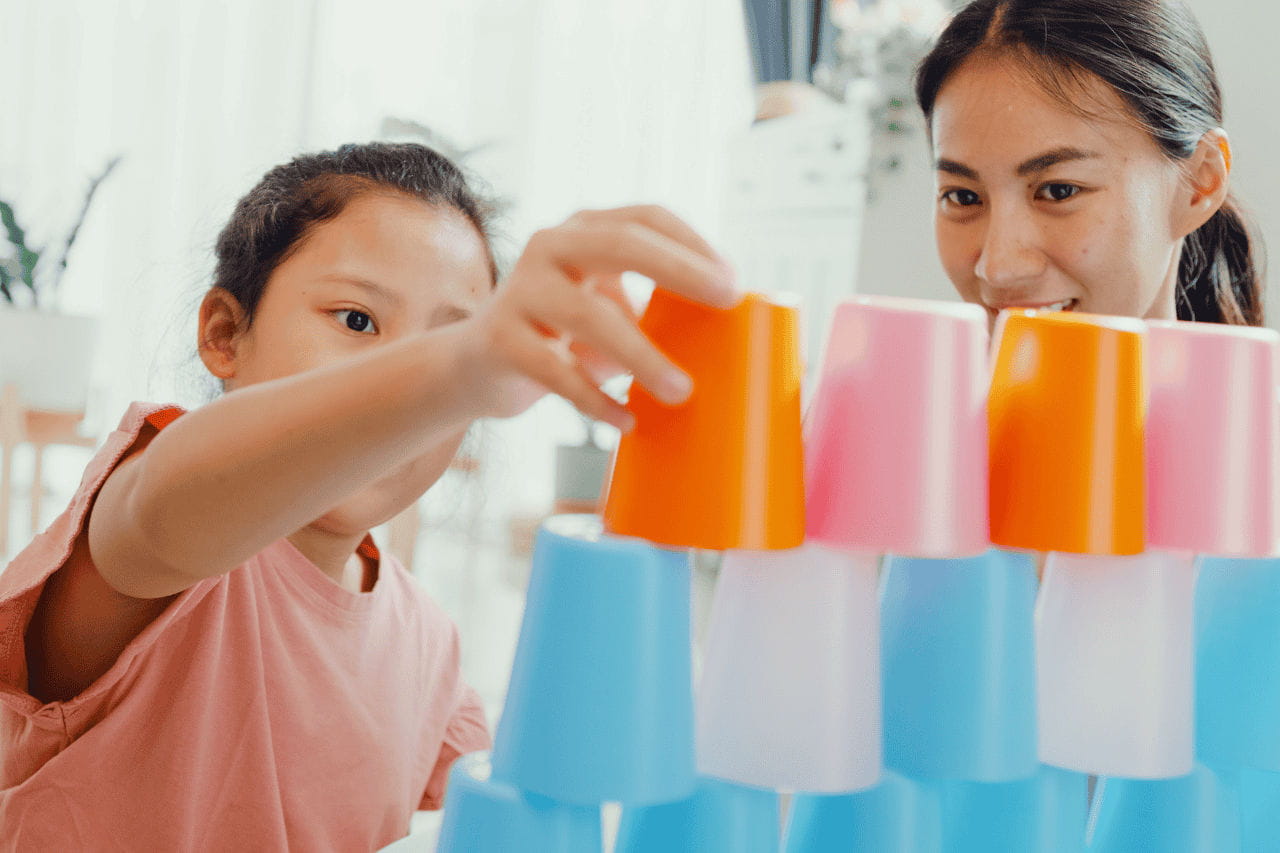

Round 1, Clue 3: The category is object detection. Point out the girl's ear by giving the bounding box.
[1175,128,1232,238]
[198,287,249,383]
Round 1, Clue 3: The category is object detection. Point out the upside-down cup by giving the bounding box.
[1088,765,1242,852]
[1197,556,1280,771]
[782,772,942,853]
[695,543,881,793]
[1037,549,1198,778]
[938,766,1089,852]
[805,296,989,557]
[880,549,1039,782]
[436,752,602,853]
[490,515,695,805]
[615,776,780,853]
[1146,320,1280,555]
[988,309,1146,555]
[1239,767,1280,848]
[602,291,804,550]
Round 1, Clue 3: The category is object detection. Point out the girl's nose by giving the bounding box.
[974,209,1049,293]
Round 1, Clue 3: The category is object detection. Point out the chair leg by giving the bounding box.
[0,442,10,561]
[30,443,44,537]
[0,383,21,562]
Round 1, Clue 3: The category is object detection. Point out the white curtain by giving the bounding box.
[2,0,753,521]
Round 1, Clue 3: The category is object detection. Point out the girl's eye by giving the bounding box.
[941,188,982,207]
[333,309,377,334]
[1036,183,1081,202]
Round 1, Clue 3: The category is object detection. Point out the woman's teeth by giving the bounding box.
[1038,299,1077,312]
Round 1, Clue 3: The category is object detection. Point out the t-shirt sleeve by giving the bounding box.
[0,402,185,706]
[419,683,492,811]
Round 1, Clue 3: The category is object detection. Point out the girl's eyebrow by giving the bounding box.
[322,273,472,325]
[320,274,404,309]
[432,304,472,324]
[936,147,1101,181]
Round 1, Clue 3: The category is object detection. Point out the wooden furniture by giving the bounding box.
[0,383,98,560]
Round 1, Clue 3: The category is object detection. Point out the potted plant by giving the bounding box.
[0,156,120,412]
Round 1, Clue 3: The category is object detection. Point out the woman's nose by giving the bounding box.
[973,208,1048,291]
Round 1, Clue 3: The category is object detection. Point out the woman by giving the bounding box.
[915,0,1262,329]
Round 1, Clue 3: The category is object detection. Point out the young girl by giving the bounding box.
[0,143,737,849]
[916,0,1262,329]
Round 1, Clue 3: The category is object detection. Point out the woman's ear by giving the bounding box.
[1176,128,1232,237]
[198,287,249,383]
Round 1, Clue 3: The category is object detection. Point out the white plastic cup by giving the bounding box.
[1036,550,1197,778]
[696,543,882,793]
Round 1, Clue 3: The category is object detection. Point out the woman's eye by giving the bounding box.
[1036,183,1081,202]
[941,188,982,207]
[333,309,377,334]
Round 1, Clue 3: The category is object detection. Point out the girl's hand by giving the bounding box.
[459,205,738,431]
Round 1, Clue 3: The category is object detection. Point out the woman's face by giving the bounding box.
[930,54,1190,329]
[202,192,493,535]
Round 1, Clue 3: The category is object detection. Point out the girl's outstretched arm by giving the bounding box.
[91,206,737,600]
[96,323,492,598]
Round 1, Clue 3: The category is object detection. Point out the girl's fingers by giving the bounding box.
[520,266,693,406]
[585,273,639,320]
[570,341,627,386]
[521,219,738,310]
[567,275,635,383]
[567,206,726,270]
[508,323,636,432]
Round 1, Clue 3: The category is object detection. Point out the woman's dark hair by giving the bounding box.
[210,141,499,327]
[915,0,1264,326]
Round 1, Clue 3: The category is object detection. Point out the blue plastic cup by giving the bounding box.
[880,549,1039,781]
[615,776,781,852]
[490,515,696,805]
[1196,556,1280,771]
[939,765,1088,852]
[436,752,602,853]
[1238,767,1280,851]
[1087,765,1241,852]
[783,771,943,852]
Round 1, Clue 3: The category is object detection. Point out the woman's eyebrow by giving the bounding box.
[320,274,405,309]
[936,158,979,179]
[1015,147,1100,176]
[936,148,1101,181]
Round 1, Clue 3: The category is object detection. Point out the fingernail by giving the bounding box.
[659,369,694,405]
[714,262,741,308]
[619,411,637,433]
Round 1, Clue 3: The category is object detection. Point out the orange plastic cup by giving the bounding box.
[988,309,1147,555]
[602,291,805,550]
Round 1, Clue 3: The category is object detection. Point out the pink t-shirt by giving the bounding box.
[0,402,491,851]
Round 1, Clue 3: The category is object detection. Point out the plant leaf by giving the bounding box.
[0,259,12,304]
[0,198,36,300]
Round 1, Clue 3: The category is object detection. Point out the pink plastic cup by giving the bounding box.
[805,296,990,557]
[1146,320,1280,556]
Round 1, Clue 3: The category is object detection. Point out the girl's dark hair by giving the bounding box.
[915,0,1264,326]
[211,141,498,327]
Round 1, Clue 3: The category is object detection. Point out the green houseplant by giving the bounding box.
[0,156,121,412]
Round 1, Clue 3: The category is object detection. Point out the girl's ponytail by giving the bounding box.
[1176,196,1265,325]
